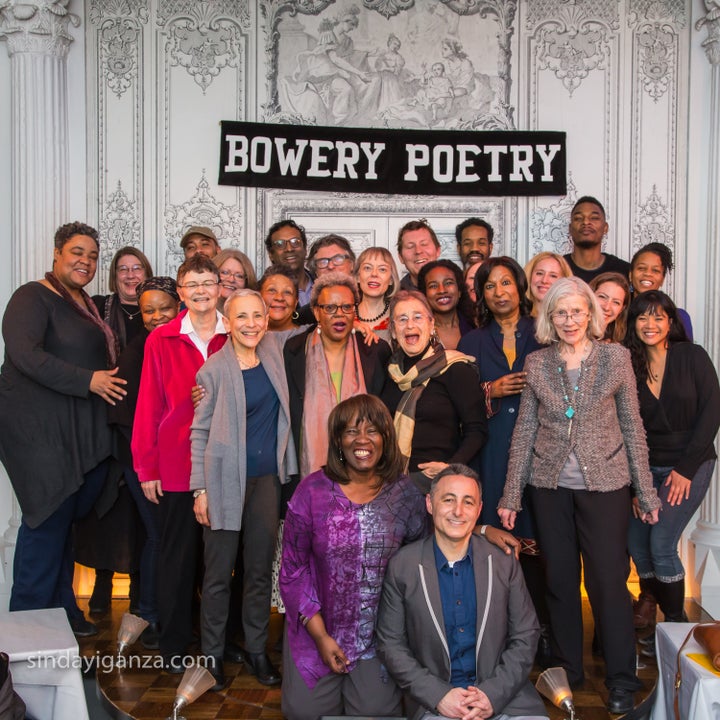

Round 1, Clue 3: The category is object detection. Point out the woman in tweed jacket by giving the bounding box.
[498,277,660,715]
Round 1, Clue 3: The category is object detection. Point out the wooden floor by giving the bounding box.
[79,595,707,720]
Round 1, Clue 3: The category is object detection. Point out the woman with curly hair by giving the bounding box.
[418,259,475,350]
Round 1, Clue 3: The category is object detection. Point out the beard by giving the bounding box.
[573,238,601,249]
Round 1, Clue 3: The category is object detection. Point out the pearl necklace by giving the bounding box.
[356,299,389,324]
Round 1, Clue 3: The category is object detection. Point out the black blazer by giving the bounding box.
[283,328,391,470]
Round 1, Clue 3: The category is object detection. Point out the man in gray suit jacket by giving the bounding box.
[376,464,547,720]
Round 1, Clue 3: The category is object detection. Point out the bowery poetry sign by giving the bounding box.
[219,121,566,197]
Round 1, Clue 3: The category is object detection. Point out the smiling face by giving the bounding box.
[115,253,147,304]
[268,225,307,272]
[530,257,563,302]
[139,289,180,332]
[459,224,493,267]
[483,265,520,321]
[629,251,665,293]
[177,270,220,317]
[569,201,608,249]
[552,293,591,348]
[391,298,434,356]
[183,234,219,260]
[427,474,482,546]
[399,228,441,280]
[218,257,247,299]
[340,415,384,479]
[260,274,298,331]
[635,307,671,349]
[53,234,99,291]
[223,294,268,353]
[595,281,627,326]
[357,253,393,299]
[313,285,356,343]
[424,265,459,315]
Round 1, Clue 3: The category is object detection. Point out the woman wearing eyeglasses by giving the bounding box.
[284,273,391,481]
[212,249,257,312]
[498,277,660,715]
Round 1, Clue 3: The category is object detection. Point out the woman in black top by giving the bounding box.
[382,290,486,485]
[625,291,720,629]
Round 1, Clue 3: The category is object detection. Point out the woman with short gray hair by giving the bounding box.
[498,276,660,714]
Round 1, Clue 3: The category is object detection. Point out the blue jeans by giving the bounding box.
[628,460,715,581]
[11,459,109,620]
[123,465,160,623]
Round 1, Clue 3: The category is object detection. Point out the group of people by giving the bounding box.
[0,192,718,720]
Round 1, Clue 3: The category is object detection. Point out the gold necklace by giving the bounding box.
[236,354,259,370]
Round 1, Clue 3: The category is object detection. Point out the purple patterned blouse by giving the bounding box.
[280,469,427,688]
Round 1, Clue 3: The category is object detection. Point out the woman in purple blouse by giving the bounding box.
[279,394,427,720]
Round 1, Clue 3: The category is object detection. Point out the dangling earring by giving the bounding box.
[338,446,345,463]
[316,325,322,335]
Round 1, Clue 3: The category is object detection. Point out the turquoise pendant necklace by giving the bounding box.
[558,365,581,436]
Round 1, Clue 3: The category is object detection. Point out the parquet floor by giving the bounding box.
[78,595,708,720]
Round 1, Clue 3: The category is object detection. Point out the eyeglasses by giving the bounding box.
[393,312,430,327]
[316,303,355,315]
[219,269,246,282]
[314,254,351,269]
[272,237,303,250]
[117,264,144,274]
[178,280,219,290]
[551,310,589,324]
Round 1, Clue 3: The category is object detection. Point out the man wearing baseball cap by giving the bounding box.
[180,226,220,259]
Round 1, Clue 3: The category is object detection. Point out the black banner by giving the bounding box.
[219,121,566,197]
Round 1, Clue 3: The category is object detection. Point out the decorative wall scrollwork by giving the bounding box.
[89,0,149,98]
[164,172,244,268]
[99,180,142,281]
[165,3,244,93]
[530,1,618,96]
[529,177,577,254]
[632,185,672,248]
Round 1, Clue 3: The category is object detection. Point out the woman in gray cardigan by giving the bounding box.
[498,277,660,715]
[190,289,299,690]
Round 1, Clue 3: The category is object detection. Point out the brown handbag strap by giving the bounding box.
[674,624,703,720]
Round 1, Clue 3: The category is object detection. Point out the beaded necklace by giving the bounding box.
[558,364,581,437]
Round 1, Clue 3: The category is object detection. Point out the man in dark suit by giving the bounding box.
[377,464,547,720]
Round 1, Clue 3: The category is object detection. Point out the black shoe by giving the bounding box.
[640,634,657,658]
[607,687,635,714]
[140,622,160,650]
[70,616,98,638]
[223,641,246,664]
[208,658,226,691]
[243,651,281,686]
[163,655,185,674]
[89,570,113,615]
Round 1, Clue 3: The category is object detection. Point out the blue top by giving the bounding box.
[434,539,477,687]
[458,315,544,537]
[243,363,279,477]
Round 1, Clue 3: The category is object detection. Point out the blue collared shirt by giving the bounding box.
[433,539,477,687]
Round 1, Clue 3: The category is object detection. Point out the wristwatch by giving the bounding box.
[192,488,207,498]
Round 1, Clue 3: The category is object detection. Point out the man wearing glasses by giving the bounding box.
[132,254,227,673]
[307,234,356,278]
[265,220,314,305]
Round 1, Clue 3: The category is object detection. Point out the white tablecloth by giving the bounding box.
[0,607,89,720]
[652,621,720,720]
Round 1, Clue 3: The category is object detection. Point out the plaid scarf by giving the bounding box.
[388,342,475,473]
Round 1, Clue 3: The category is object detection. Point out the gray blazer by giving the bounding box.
[376,534,545,720]
[190,333,298,531]
[501,341,660,514]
